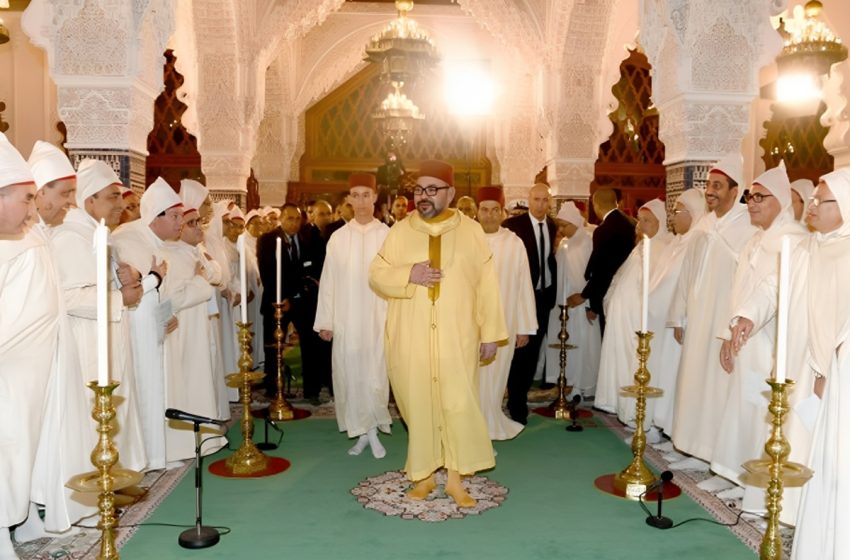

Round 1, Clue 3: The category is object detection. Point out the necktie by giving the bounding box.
[538,222,546,290]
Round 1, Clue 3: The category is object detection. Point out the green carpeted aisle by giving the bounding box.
[121,414,754,560]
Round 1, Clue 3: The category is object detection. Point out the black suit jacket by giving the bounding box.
[502,213,558,311]
[257,227,319,312]
[581,209,636,315]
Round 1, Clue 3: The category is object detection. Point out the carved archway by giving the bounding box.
[593,49,666,218]
[146,50,204,190]
[290,63,490,204]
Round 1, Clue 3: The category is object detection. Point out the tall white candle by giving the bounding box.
[276,236,282,303]
[238,232,248,324]
[641,234,650,333]
[96,218,109,387]
[775,235,790,384]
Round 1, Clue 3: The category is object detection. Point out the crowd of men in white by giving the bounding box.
[1,127,848,560]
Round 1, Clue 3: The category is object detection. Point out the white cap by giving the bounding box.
[640,198,667,226]
[790,178,814,202]
[0,132,35,189]
[245,209,261,222]
[75,159,122,207]
[140,177,182,225]
[677,188,706,223]
[180,179,208,212]
[819,167,850,237]
[556,201,583,227]
[228,206,245,222]
[709,153,744,188]
[27,140,75,190]
[752,161,791,211]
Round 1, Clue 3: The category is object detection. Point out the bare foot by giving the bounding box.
[406,475,436,500]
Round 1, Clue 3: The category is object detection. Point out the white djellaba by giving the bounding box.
[111,177,182,470]
[314,180,392,458]
[51,160,148,473]
[792,168,850,560]
[668,154,757,466]
[650,188,706,435]
[542,201,601,399]
[594,199,672,428]
[711,162,807,507]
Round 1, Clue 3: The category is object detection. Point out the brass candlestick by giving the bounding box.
[550,304,577,419]
[66,381,143,560]
[742,379,812,560]
[224,322,269,474]
[267,302,294,421]
[614,331,663,498]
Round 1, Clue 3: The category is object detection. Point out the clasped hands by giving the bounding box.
[720,317,754,373]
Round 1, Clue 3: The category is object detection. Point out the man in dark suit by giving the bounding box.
[502,183,558,424]
[257,202,324,402]
[567,188,635,334]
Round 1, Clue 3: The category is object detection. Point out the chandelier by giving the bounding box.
[777,1,847,77]
[364,0,439,86]
[372,84,425,147]
[365,0,438,149]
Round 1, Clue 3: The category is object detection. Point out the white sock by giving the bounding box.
[0,527,19,560]
[348,434,369,456]
[367,428,386,459]
[11,503,48,543]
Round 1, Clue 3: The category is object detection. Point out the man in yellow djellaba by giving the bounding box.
[369,159,507,508]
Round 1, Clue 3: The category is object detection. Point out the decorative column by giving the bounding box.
[22,0,174,192]
[544,0,621,202]
[640,0,786,212]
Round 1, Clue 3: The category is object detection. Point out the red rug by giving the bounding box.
[532,406,593,419]
[593,473,682,501]
[250,406,312,420]
[208,456,291,478]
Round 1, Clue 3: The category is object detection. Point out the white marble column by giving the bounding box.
[22,0,174,190]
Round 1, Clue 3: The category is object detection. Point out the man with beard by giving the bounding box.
[369,160,506,507]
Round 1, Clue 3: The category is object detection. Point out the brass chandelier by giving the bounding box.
[365,0,439,148]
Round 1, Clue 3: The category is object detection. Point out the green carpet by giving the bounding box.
[120,414,754,560]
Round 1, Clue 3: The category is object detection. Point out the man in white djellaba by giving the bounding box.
[24,141,98,536]
[542,202,601,399]
[314,172,392,458]
[0,133,57,559]
[705,162,808,502]
[595,199,672,434]
[27,140,76,229]
[667,154,757,471]
[785,168,850,560]
[159,199,228,462]
[180,179,230,419]
[111,177,180,469]
[475,186,537,441]
[50,159,148,475]
[650,188,706,436]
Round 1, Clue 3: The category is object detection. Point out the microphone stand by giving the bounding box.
[645,474,673,530]
[178,421,221,549]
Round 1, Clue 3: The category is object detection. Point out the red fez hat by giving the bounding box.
[418,160,454,187]
[476,186,505,207]
[348,172,376,190]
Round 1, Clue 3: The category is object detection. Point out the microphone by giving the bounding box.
[165,408,225,426]
[645,470,674,530]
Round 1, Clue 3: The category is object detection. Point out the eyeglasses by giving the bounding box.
[413,185,451,197]
[808,197,838,208]
[743,192,774,204]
